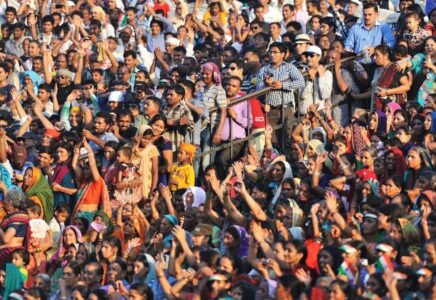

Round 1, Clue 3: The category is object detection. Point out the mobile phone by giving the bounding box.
[55,4,63,8]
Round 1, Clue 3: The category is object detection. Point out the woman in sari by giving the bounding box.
[51,142,77,209]
[71,139,112,223]
[22,167,54,223]
[150,115,172,186]
[371,45,411,111]
[115,203,149,261]
[0,189,28,269]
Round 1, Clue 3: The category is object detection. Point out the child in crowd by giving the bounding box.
[169,143,196,192]
[48,203,69,260]
[113,146,142,207]
[402,12,431,54]
[11,248,30,283]
[26,202,52,271]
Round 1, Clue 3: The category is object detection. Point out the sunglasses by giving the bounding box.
[304,53,317,58]
[56,75,67,79]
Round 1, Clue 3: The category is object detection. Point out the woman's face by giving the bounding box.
[343,126,352,142]
[362,217,378,235]
[133,260,149,278]
[366,276,382,294]
[306,145,316,158]
[64,228,77,245]
[374,158,385,175]
[369,113,378,130]
[69,112,83,128]
[385,178,401,197]
[223,232,236,249]
[218,257,234,274]
[272,242,285,261]
[56,147,70,163]
[271,162,285,182]
[122,204,133,217]
[307,158,316,175]
[159,217,172,235]
[406,149,421,169]
[423,242,436,266]
[362,182,371,198]
[23,168,33,187]
[396,129,411,144]
[76,245,88,264]
[284,243,300,265]
[424,38,435,55]
[318,250,334,272]
[101,241,117,259]
[392,112,406,129]
[289,144,301,160]
[201,69,213,85]
[123,219,135,237]
[389,224,402,243]
[0,67,8,82]
[361,151,374,169]
[185,192,194,207]
[103,146,116,161]
[374,49,388,66]
[71,290,85,300]
[424,114,433,131]
[385,152,396,170]
[108,262,124,283]
[412,118,424,134]
[151,120,165,137]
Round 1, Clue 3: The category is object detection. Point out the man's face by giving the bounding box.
[32,59,43,72]
[124,55,136,69]
[320,23,330,35]
[92,71,103,83]
[166,89,181,106]
[28,42,40,57]
[270,24,281,36]
[222,50,233,66]
[150,22,161,35]
[42,21,53,33]
[254,35,267,49]
[56,56,68,69]
[254,7,264,20]
[227,62,243,79]
[13,28,24,39]
[5,12,16,23]
[117,68,130,82]
[145,100,158,117]
[295,42,309,55]
[225,78,241,98]
[306,52,321,67]
[126,10,136,22]
[90,25,100,36]
[363,7,377,26]
[94,117,109,134]
[173,51,185,65]
[38,89,50,101]
[282,6,293,19]
[269,46,285,65]
[326,50,339,64]
[400,0,413,12]
[82,265,100,285]
[118,115,132,131]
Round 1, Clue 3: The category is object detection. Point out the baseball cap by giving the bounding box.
[294,34,312,45]
[108,91,124,102]
[13,146,28,164]
[304,45,322,56]
[192,224,213,237]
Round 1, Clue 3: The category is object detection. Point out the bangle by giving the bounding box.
[313,171,321,177]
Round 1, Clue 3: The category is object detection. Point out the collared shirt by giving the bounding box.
[165,101,194,150]
[90,132,119,152]
[344,22,396,54]
[221,95,250,141]
[256,61,305,108]
[5,38,24,57]
[196,84,227,130]
[299,70,333,115]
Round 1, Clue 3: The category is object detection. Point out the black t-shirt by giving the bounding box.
[120,126,138,142]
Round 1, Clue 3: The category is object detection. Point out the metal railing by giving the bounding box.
[193,53,362,160]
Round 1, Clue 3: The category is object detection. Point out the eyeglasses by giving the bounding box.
[268,50,281,55]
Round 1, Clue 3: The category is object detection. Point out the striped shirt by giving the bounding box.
[196,84,227,130]
[256,62,305,107]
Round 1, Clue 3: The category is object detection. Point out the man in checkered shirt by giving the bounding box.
[256,42,305,145]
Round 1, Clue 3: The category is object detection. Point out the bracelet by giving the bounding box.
[313,171,321,177]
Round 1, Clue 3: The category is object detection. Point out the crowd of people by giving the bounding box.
[0,0,435,299]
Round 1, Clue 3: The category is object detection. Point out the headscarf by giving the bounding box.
[430,112,436,133]
[179,143,196,164]
[279,198,304,228]
[230,225,249,258]
[144,254,156,286]
[386,102,401,120]
[385,147,407,179]
[163,214,178,226]
[269,160,293,212]
[303,139,324,161]
[365,178,381,198]
[24,167,54,223]
[417,191,436,210]
[311,127,327,144]
[52,225,83,262]
[375,111,387,133]
[202,62,221,84]
[20,71,40,95]
[182,186,206,210]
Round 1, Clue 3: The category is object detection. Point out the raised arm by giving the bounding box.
[82,138,101,182]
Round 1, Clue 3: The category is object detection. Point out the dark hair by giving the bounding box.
[5,7,17,15]
[0,62,10,74]
[150,18,164,30]
[102,236,122,257]
[179,79,195,94]
[387,176,404,189]
[41,15,54,25]
[331,279,353,298]
[89,19,101,28]
[287,239,307,262]
[65,261,82,276]
[320,17,336,31]
[168,84,185,98]
[25,287,47,300]
[150,113,167,128]
[174,46,187,55]
[375,44,392,60]
[95,111,112,125]
[231,281,256,300]
[363,2,378,12]
[12,248,30,266]
[123,50,137,59]
[71,285,89,299]
[130,282,154,300]
[57,141,73,156]
[218,254,242,275]
[269,42,287,53]
[55,202,70,213]
[286,21,302,31]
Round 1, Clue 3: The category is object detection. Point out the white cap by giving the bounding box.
[304,45,322,56]
[165,37,180,46]
[108,91,124,102]
[349,0,360,5]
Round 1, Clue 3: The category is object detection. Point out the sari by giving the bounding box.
[0,212,28,269]
[25,167,54,223]
[72,177,112,223]
[374,63,408,111]
[51,163,76,208]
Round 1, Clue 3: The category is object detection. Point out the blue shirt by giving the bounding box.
[344,22,396,54]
